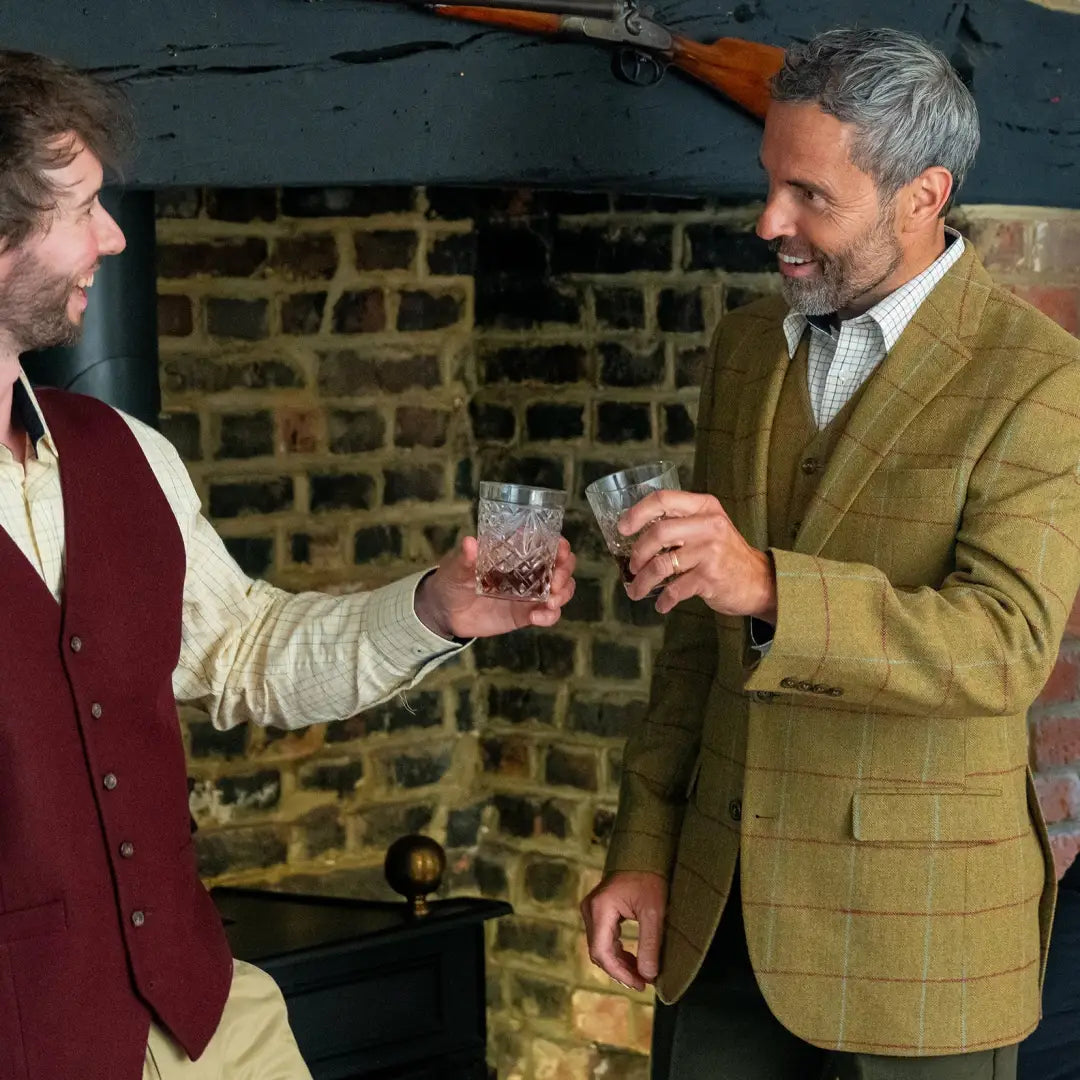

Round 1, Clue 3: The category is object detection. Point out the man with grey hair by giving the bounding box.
[582,26,1080,1080]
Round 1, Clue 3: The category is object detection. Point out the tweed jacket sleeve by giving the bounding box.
[743,257,1080,718]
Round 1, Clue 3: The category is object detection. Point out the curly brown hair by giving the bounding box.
[0,50,134,252]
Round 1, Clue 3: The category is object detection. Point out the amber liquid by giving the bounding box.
[479,564,551,600]
[613,552,663,598]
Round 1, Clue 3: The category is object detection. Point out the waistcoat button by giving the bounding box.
[90,702,103,719]
[103,773,118,791]
[800,457,820,475]
[752,690,775,703]
[120,842,135,858]
[728,799,743,822]
[69,635,83,653]
[131,910,145,927]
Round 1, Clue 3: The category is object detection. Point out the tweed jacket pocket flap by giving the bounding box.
[860,467,958,500]
[851,786,1011,844]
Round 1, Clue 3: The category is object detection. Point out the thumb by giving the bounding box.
[636,903,663,982]
[459,535,479,569]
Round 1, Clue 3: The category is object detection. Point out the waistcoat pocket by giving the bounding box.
[0,898,66,945]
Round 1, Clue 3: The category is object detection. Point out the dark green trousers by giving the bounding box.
[651,867,1018,1080]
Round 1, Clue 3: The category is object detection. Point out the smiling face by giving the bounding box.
[756,101,906,319]
[0,134,126,354]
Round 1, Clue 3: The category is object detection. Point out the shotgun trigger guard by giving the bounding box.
[612,47,665,87]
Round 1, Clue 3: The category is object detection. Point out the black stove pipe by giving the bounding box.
[21,187,160,428]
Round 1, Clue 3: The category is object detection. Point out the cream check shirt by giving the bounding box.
[0,373,463,731]
[782,228,966,427]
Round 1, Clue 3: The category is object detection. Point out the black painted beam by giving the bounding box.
[0,0,1076,205]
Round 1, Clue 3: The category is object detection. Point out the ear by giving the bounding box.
[899,166,953,230]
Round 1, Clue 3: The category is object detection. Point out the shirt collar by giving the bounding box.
[782,227,966,359]
[13,372,57,459]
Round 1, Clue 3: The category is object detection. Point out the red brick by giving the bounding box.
[1037,222,1080,276]
[1066,591,1080,637]
[531,1038,592,1080]
[1031,714,1080,769]
[1010,286,1079,335]
[1035,653,1080,706]
[630,1001,654,1055]
[571,990,632,1047]
[963,220,1027,272]
[1049,831,1080,880]
[1034,772,1080,824]
[279,408,322,454]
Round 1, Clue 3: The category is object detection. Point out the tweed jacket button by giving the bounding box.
[779,677,798,689]
[69,635,83,653]
[728,799,742,822]
[90,702,103,719]
[828,688,844,697]
[797,681,815,692]
[103,773,118,791]
[120,842,135,858]
[800,457,821,475]
[812,684,829,694]
[131,910,145,927]
[752,690,775,702]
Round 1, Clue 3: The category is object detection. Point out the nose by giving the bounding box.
[755,189,795,243]
[94,205,126,257]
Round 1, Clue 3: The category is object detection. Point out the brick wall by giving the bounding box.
[156,189,1080,1080]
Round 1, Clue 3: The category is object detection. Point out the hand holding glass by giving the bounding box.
[475,482,568,602]
[585,461,681,597]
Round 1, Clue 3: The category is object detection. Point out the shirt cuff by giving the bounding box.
[748,616,775,657]
[366,571,470,674]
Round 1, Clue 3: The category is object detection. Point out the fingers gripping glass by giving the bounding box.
[585,461,681,598]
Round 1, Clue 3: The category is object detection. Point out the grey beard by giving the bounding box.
[780,275,841,316]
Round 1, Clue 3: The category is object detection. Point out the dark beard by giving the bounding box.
[0,248,83,353]
[773,206,904,317]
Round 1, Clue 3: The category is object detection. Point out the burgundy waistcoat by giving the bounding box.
[0,390,232,1080]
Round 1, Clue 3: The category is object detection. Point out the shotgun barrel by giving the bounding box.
[413,0,621,17]
[391,0,785,120]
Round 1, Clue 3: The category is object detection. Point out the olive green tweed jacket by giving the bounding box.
[606,245,1080,1055]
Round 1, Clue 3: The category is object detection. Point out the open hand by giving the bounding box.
[414,536,576,639]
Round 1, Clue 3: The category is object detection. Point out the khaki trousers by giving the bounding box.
[143,961,312,1080]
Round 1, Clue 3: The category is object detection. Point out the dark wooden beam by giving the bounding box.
[1,0,1077,206]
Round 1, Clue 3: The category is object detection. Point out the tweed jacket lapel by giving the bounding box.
[795,244,988,556]
[731,313,791,549]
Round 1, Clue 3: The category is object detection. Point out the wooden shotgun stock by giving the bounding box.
[429,5,783,119]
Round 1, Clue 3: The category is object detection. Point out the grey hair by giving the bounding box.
[771,27,980,214]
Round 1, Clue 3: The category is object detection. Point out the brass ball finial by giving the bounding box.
[384,834,446,916]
